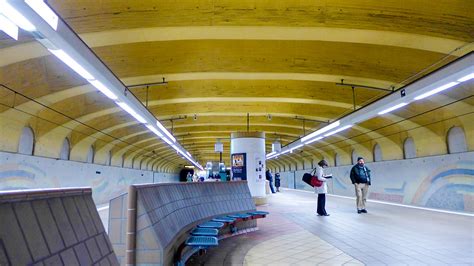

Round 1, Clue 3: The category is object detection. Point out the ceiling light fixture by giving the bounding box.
[25,0,58,30]
[378,102,408,115]
[290,144,304,153]
[324,125,353,137]
[304,136,323,145]
[301,121,340,142]
[457,73,474,82]
[0,14,18,40]
[89,80,118,100]
[48,49,94,80]
[414,82,459,100]
[0,0,36,31]
[156,121,176,142]
[3,0,201,169]
[146,124,163,138]
[116,102,147,124]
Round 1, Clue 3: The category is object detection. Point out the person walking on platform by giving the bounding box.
[275,172,281,192]
[350,157,371,214]
[315,160,330,216]
[265,169,276,193]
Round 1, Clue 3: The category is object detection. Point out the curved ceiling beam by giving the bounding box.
[1,26,468,67]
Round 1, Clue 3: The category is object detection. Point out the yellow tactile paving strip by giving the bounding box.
[244,231,363,266]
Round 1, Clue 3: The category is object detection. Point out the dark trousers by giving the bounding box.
[317,194,327,215]
[268,179,276,193]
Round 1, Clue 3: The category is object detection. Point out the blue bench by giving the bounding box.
[248,211,269,216]
[176,236,219,266]
[228,213,252,220]
[212,216,236,223]
[191,228,219,237]
[185,236,218,247]
[176,212,270,265]
[197,221,225,229]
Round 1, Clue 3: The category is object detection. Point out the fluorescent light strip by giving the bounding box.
[0,14,18,40]
[145,124,163,137]
[414,82,459,100]
[378,102,408,115]
[324,125,353,137]
[156,121,176,142]
[25,0,58,30]
[0,0,36,31]
[89,80,118,100]
[291,144,304,151]
[162,137,173,145]
[186,151,191,157]
[304,136,323,145]
[458,73,474,82]
[266,151,276,157]
[116,102,147,123]
[280,149,290,155]
[301,121,340,142]
[48,49,95,80]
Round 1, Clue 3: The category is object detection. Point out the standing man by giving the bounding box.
[265,169,276,194]
[350,157,371,214]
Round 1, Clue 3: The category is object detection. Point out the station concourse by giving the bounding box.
[0,1,473,265]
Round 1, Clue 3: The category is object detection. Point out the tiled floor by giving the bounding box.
[244,231,363,265]
[187,188,474,266]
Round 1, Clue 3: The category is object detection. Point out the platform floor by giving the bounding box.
[186,188,474,266]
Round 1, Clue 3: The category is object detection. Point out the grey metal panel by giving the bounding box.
[13,202,50,261]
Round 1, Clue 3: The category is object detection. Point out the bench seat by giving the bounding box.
[212,216,236,223]
[198,221,225,229]
[228,213,252,219]
[185,236,218,247]
[191,228,219,237]
[248,211,269,216]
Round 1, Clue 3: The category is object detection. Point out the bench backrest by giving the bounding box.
[0,188,119,265]
[108,181,256,265]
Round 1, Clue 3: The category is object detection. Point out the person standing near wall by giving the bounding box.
[350,157,371,214]
[315,160,330,216]
[265,169,276,193]
[275,172,281,192]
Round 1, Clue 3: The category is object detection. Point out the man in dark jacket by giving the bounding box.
[350,157,371,214]
[265,169,276,193]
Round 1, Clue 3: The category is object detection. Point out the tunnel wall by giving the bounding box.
[278,151,474,213]
[0,151,179,204]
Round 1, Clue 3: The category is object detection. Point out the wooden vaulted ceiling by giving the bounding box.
[0,0,473,170]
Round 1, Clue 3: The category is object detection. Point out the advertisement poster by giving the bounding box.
[231,153,247,180]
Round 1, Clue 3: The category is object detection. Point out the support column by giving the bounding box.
[230,132,267,205]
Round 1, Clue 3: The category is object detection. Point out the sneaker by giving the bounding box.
[357,210,362,214]
[361,209,368,213]
[322,213,330,216]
